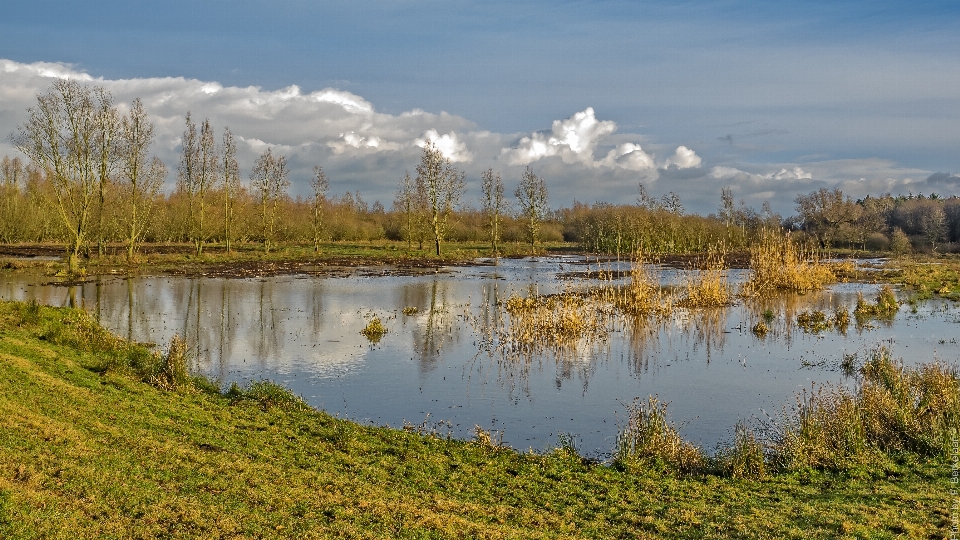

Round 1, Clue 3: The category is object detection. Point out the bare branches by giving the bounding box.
[250,148,289,252]
[515,166,548,252]
[416,143,464,256]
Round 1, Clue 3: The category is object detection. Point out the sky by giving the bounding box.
[1,0,959,215]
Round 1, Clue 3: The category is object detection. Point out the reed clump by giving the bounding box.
[854,285,899,319]
[770,346,959,470]
[677,248,733,308]
[360,317,388,343]
[743,231,836,295]
[796,305,849,334]
[751,320,769,337]
[150,334,190,391]
[503,290,610,350]
[614,396,704,474]
[602,249,674,317]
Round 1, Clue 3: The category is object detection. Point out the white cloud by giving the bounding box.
[710,165,812,184]
[500,107,621,167]
[664,146,702,169]
[414,129,473,162]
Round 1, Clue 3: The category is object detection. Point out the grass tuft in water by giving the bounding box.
[677,247,732,308]
[742,230,836,296]
[361,317,388,343]
[854,285,899,320]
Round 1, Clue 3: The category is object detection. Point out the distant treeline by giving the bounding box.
[3,81,958,260]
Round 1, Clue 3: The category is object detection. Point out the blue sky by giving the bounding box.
[2,0,959,214]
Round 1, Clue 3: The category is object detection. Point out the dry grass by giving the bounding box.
[677,248,733,308]
[716,422,767,480]
[601,249,675,317]
[743,230,836,296]
[503,289,610,352]
[614,396,705,474]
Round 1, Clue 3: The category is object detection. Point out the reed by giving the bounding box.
[743,230,836,295]
[602,249,674,317]
[614,396,704,474]
[677,247,732,308]
[716,421,767,480]
[503,289,610,352]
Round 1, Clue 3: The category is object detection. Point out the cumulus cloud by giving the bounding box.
[664,146,702,169]
[500,107,625,168]
[710,165,812,184]
[414,129,472,162]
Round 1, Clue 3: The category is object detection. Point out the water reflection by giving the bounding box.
[0,260,955,456]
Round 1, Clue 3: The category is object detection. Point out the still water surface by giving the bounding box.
[2,256,957,457]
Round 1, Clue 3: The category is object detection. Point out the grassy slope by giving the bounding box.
[0,303,953,539]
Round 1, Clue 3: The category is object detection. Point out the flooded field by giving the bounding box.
[2,256,957,457]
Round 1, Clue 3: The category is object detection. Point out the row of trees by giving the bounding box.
[5,81,557,265]
[792,188,960,253]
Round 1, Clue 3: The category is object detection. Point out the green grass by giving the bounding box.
[0,301,954,538]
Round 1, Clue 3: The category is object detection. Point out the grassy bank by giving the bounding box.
[0,301,954,538]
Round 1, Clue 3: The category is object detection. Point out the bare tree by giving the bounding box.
[118,98,165,260]
[480,168,507,261]
[220,127,240,254]
[310,165,329,252]
[415,143,464,255]
[13,80,116,273]
[0,157,26,243]
[250,148,289,252]
[176,114,218,255]
[92,88,120,257]
[515,166,548,252]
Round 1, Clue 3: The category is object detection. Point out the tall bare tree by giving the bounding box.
[13,80,115,273]
[176,114,218,255]
[310,165,329,252]
[515,166,548,252]
[250,148,289,252]
[480,168,507,261]
[220,127,240,254]
[415,143,464,256]
[0,157,26,243]
[92,87,119,257]
[118,98,166,260]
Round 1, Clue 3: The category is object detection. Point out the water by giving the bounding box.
[2,256,957,458]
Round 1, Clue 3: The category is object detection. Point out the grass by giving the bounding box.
[602,249,675,317]
[677,248,733,308]
[796,305,850,334]
[894,258,960,300]
[853,285,899,320]
[0,301,955,537]
[502,289,611,353]
[360,317,388,343]
[742,231,836,296]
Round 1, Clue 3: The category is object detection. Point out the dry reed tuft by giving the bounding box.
[742,230,836,296]
[716,422,767,480]
[615,396,704,473]
[151,334,190,390]
[751,320,769,337]
[601,249,674,317]
[503,289,611,353]
[677,248,733,308]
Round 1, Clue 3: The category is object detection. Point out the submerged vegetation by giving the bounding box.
[360,317,388,343]
[1,300,952,537]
